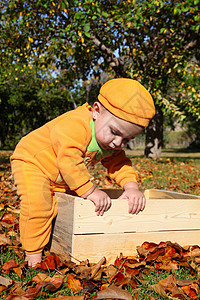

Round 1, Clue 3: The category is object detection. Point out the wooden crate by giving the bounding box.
[51,189,200,263]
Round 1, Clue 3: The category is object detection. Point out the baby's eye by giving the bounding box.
[111,129,118,136]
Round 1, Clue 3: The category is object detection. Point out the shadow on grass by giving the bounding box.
[163,147,200,153]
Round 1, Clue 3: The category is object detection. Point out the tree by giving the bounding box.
[1,0,199,153]
[0,1,83,148]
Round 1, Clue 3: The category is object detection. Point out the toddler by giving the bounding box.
[11,78,155,267]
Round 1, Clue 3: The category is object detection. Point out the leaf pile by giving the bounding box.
[1,222,200,300]
[1,152,200,298]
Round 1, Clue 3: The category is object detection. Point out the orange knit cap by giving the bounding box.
[98,78,155,127]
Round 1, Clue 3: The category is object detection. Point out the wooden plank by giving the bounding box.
[52,193,76,253]
[146,189,200,199]
[73,197,200,234]
[71,230,200,263]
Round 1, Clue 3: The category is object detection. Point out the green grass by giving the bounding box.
[89,154,200,196]
[135,267,199,299]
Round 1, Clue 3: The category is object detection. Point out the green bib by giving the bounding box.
[87,119,113,161]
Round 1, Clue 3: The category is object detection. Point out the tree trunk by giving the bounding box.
[144,105,163,158]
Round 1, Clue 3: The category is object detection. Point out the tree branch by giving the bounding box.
[90,34,119,68]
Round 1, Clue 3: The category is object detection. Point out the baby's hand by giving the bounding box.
[118,182,146,214]
[87,188,111,216]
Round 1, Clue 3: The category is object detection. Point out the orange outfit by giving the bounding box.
[11,103,138,254]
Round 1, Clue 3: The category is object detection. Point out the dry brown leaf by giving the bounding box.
[151,283,167,298]
[32,272,50,283]
[0,233,12,245]
[88,256,106,280]
[124,260,145,269]
[48,296,84,299]
[155,261,178,271]
[2,260,19,274]
[44,275,64,291]
[176,278,198,287]
[103,264,117,278]
[32,273,63,291]
[23,282,45,299]
[170,286,186,299]
[190,248,200,258]
[158,274,176,289]
[108,271,126,285]
[4,296,29,300]
[9,281,26,297]
[95,285,132,300]
[0,275,13,288]
[73,264,92,278]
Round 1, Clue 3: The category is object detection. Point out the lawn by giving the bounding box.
[0,150,200,299]
[89,149,200,196]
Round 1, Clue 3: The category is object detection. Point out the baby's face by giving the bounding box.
[92,102,144,150]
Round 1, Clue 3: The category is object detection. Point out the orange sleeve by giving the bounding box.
[50,114,94,196]
[101,150,138,188]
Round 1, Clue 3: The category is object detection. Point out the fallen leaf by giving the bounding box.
[95,285,132,299]
[44,275,64,291]
[66,273,83,293]
[35,253,60,270]
[0,233,12,245]
[151,282,167,298]
[4,296,29,300]
[2,260,19,274]
[108,271,126,284]
[8,281,26,297]
[0,275,13,287]
[23,282,46,298]
[88,256,106,279]
[1,212,18,224]
[49,296,84,299]
[154,261,178,271]
[32,272,50,283]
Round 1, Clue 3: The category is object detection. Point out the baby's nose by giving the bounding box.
[113,136,123,147]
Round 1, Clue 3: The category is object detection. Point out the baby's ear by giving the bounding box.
[92,102,102,120]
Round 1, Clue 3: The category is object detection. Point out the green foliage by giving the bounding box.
[0,0,199,147]
[0,60,79,148]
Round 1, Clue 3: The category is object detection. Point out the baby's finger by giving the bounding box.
[128,198,138,214]
[94,201,105,216]
[134,197,146,214]
[141,196,146,211]
[105,197,111,211]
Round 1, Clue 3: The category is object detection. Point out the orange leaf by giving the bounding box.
[114,255,126,269]
[181,284,199,298]
[66,274,83,293]
[35,254,60,270]
[2,260,18,274]
[165,246,176,258]
[142,241,158,251]
[108,271,125,284]
[1,213,18,224]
